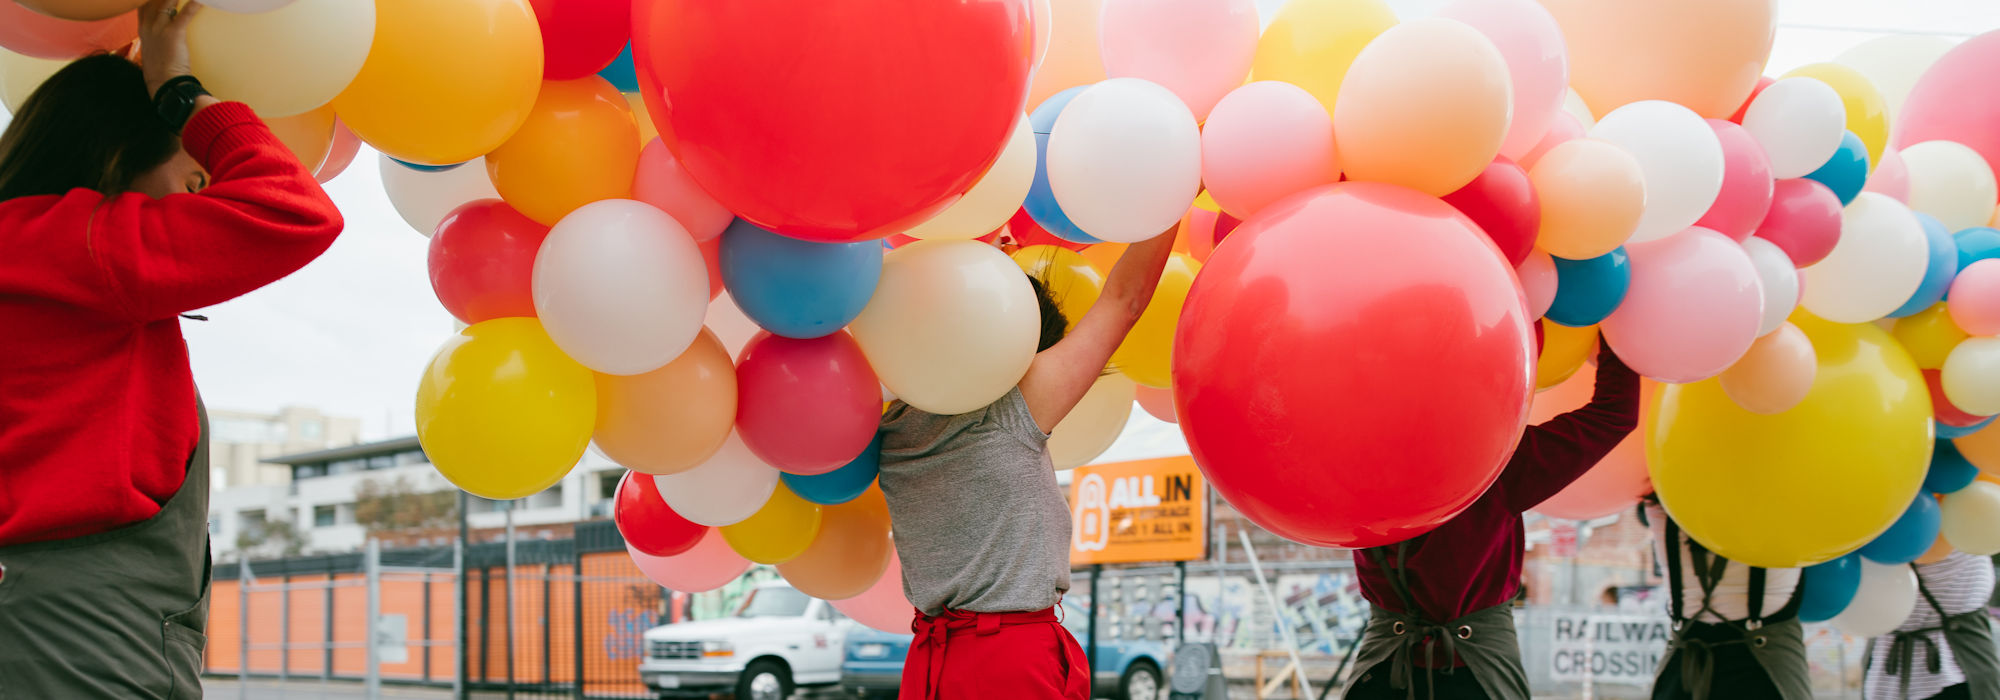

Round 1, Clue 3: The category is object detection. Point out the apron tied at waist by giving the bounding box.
[1360,541,1521,700]
[1662,517,1803,700]
[905,606,1083,700]
[1882,562,2000,700]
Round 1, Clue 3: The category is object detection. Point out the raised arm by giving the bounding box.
[1017,230,1177,432]
[1500,339,1642,512]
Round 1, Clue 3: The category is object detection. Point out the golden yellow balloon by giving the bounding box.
[720,485,824,565]
[1013,245,1104,332]
[1893,302,1968,370]
[1193,190,1222,213]
[1782,62,1890,170]
[1251,0,1397,115]
[1112,253,1200,388]
[486,77,640,226]
[1078,242,1128,275]
[331,0,542,166]
[1649,313,1933,568]
[416,318,597,500]
[1537,322,1599,390]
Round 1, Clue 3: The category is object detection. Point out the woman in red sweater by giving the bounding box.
[0,1,343,695]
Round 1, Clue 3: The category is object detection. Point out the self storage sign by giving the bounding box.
[1069,457,1207,565]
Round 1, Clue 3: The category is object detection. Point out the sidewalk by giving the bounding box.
[203,679,452,700]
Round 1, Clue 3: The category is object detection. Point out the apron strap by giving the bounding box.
[1747,566,1767,626]
[1665,518,1686,622]
[1912,564,1950,619]
[1666,518,1731,625]
[1366,541,1423,616]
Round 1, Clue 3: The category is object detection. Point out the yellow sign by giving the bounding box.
[1069,456,1208,565]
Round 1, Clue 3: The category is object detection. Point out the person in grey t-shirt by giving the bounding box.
[880,228,1176,700]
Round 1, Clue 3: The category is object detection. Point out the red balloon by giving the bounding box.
[427,200,551,324]
[1928,370,1989,428]
[1753,178,1843,266]
[615,470,707,557]
[529,0,631,80]
[1172,183,1535,548]
[1441,157,1540,267]
[1695,119,1775,241]
[1728,75,1776,124]
[1006,209,1088,251]
[735,331,882,475]
[0,2,134,60]
[633,0,1031,242]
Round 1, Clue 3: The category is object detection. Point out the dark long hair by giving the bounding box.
[0,54,179,201]
[1025,274,1068,353]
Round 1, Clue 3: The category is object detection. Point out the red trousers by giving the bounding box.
[899,607,1090,700]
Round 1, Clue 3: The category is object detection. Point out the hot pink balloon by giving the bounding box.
[1518,112,1585,170]
[1136,384,1178,424]
[1864,148,1911,204]
[1897,30,2000,193]
[1518,249,1557,318]
[1099,0,1259,120]
[1754,179,1844,267]
[634,138,734,242]
[1950,259,2000,336]
[1200,81,1340,219]
[830,551,915,633]
[0,2,134,60]
[627,530,751,593]
[1439,0,1569,160]
[1695,119,1775,241]
[1600,228,1764,383]
[735,330,881,475]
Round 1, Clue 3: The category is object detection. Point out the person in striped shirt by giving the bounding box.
[1865,551,2000,700]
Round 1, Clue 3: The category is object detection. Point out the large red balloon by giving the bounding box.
[1441,157,1540,267]
[1173,183,1536,548]
[614,470,708,557]
[1006,209,1088,252]
[632,0,1031,242]
[529,0,631,80]
[427,200,551,324]
[735,331,882,475]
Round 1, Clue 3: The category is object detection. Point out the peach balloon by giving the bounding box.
[1957,422,2000,475]
[593,328,737,475]
[1518,112,1585,170]
[1438,0,1569,160]
[1026,0,1104,110]
[1200,81,1340,219]
[1333,18,1513,196]
[1530,375,1655,520]
[1950,259,2000,337]
[1518,249,1557,319]
[264,105,336,174]
[1136,384,1177,424]
[776,500,894,600]
[626,530,749,593]
[1529,138,1646,260]
[1538,0,1777,119]
[1915,528,1955,565]
[830,551,916,633]
[1719,322,1816,414]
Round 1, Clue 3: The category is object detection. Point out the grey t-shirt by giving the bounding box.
[878,387,1072,616]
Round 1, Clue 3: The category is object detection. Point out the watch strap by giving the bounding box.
[153,75,208,135]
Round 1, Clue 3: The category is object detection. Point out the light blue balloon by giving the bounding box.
[1024,86,1099,244]
[1953,227,2000,280]
[1928,440,1981,494]
[719,219,882,339]
[782,435,880,505]
[1857,492,1942,565]
[1803,132,1869,206]
[599,43,639,93]
[1799,554,1861,623]
[1887,213,1962,317]
[1545,248,1631,327]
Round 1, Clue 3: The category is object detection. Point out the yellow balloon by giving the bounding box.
[1781,63,1890,171]
[1112,253,1200,388]
[416,318,597,500]
[486,77,640,226]
[1048,374,1136,469]
[627,94,658,146]
[187,0,375,118]
[331,0,542,166]
[720,485,824,565]
[1649,313,1933,568]
[0,49,65,115]
[1078,242,1127,275]
[1892,303,1968,370]
[1537,322,1599,390]
[1193,190,1222,214]
[1012,245,1104,332]
[264,105,336,174]
[1251,0,1397,116]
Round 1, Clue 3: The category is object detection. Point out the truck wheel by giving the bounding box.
[735,659,794,700]
[1120,659,1161,700]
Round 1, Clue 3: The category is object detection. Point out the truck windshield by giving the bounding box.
[736,587,810,618]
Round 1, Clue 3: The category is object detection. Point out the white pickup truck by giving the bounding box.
[638,582,849,700]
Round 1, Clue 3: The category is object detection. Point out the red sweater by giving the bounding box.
[0,102,343,546]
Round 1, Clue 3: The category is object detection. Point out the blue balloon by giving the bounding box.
[1929,440,1982,494]
[719,219,883,339]
[1955,227,2000,274]
[1799,554,1862,623]
[782,435,880,505]
[1940,415,1997,440]
[390,158,465,173]
[1024,86,1099,244]
[1545,248,1631,327]
[1803,132,1869,206]
[599,43,639,93]
[1857,492,1942,565]
[1888,213,1963,317]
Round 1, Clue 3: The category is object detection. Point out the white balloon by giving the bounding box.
[1742,237,1800,337]
[1836,35,1957,122]
[1900,141,2000,232]
[903,115,1036,240]
[706,292,763,359]
[1588,101,1725,244]
[379,155,500,236]
[1047,78,1202,243]
[1049,374,1136,470]
[1942,481,2000,556]
[652,433,780,527]
[1800,193,1929,323]
[1741,77,1847,179]
[1830,559,1918,638]
[0,49,64,115]
[533,200,709,376]
[203,0,298,11]
[1942,338,2000,418]
[187,0,372,117]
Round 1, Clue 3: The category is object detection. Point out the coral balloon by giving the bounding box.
[1442,157,1540,267]
[1538,0,1776,119]
[0,2,134,60]
[1800,193,1929,323]
[903,116,1037,241]
[486,77,640,226]
[720,485,822,565]
[1135,385,1177,424]
[12,0,142,20]
[1530,139,1645,260]
[1694,119,1775,241]
[1099,0,1258,120]
[528,0,629,79]
[1439,0,1568,161]
[1718,322,1815,415]
[1753,179,1844,267]
[831,552,916,633]
[1588,101,1726,244]
[1333,18,1512,196]
[1529,374,1653,520]
[331,0,543,166]
[1900,141,1999,233]
[1047,78,1203,243]
[1601,228,1763,383]
[851,241,1040,415]
[1742,237,1800,337]
[380,155,500,236]
[632,140,732,242]
[187,0,373,117]
[776,500,894,600]
[594,328,737,475]
[627,532,750,593]
[1950,260,2000,336]
[1200,82,1340,220]
[416,318,596,500]
[1049,374,1135,469]
[428,200,551,324]
[735,331,881,474]
[1112,253,1200,388]
[1896,31,2000,196]
[614,470,706,557]
[534,200,708,375]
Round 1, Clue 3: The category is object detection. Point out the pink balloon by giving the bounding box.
[1136,384,1178,423]
[634,139,734,241]
[735,331,881,475]
[1694,119,1775,241]
[1529,374,1651,520]
[1439,0,1569,161]
[1950,259,2000,336]
[1099,0,1259,120]
[830,551,914,633]
[1864,148,1911,204]
[1754,179,1844,267]
[1200,81,1340,219]
[316,120,362,184]
[1517,112,1584,170]
[1896,30,2000,194]
[1518,248,1557,318]
[1600,228,1764,383]
[0,2,134,60]
[627,530,750,593]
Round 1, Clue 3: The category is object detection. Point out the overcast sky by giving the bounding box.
[3,1,1994,458]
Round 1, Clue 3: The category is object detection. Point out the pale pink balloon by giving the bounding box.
[0,1,134,60]
[1950,259,2000,336]
[1439,0,1569,160]
[634,139,734,241]
[1600,228,1765,383]
[1517,249,1558,318]
[1136,385,1178,424]
[1099,0,1259,120]
[315,120,361,184]
[1518,113,1585,170]
[1694,119,1774,242]
[627,530,750,593]
[1200,81,1340,219]
[830,551,915,633]
[1897,31,2000,194]
[1864,148,1912,204]
[1529,374,1652,520]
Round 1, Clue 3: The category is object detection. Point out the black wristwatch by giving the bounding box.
[153,75,209,135]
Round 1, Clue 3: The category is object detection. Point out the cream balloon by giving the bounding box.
[188,0,374,117]
[1332,18,1513,197]
[1718,322,1815,415]
[1829,559,1918,638]
[1588,101,1726,243]
[1047,78,1201,243]
[1562,88,1596,129]
[903,115,1035,240]
[1740,77,1848,179]
[1049,374,1136,469]
[204,0,298,11]
[1799,193,1929,323]
[533,200,709,376]
[652,432,780,527]
[851,240,1040,416]
[379,155,500,236]
[0,49,65,114]
[1942,338,2000,417]
[1941,481,2000,555]
[1742,237,1799,337]
[1836,35,1957,122]
[1900,141,2000,232]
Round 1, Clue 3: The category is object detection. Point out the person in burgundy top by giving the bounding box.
[0,1,343,696]
[1344,340,1640,700]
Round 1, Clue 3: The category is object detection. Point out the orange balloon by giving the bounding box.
[776,500,894,600]
[331,0,543,165]
[1079,242,1128,274]
[486,77,640,225]
[1529,371,1656,520]
[1915,524,1956,564]
[1539,0,1777,119]
[14,0,142,21]
[264,105,336,174]
[1718,322,1817,415]
[593,328,737,475]
[1530,138,1646,260]
[1333,18,1511,196]
[1958,422,2000,475]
